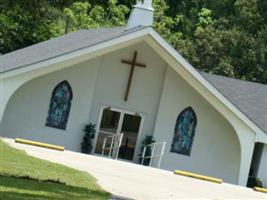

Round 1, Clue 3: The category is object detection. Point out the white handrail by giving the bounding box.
[141,141,166,168]
[115,133,124,159]
[99,130,117,135]
[101,133,124,160]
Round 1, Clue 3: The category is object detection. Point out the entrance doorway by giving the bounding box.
[94,107,143,161]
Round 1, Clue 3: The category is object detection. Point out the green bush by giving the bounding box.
[81,123,96,154]
[247,176,263,188]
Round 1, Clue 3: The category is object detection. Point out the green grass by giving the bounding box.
[0,140,109,200]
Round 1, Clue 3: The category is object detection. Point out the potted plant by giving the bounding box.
[81,123,96,154]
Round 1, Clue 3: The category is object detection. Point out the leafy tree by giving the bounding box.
[0,0,64,54]
[63,1,129,31]
[0,0,266,83]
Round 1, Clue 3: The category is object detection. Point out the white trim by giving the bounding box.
[0,29,150,79]
[1,27,266,139]
[94,105,145,161]
[93,106,106,153]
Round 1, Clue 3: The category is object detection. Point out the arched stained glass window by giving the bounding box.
[170,107,197,156]
[46,81,73,130]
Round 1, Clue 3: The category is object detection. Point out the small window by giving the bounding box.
[170,107,197,156]
[45,81,73,130]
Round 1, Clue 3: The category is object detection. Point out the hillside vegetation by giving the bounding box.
[0,0,266,83]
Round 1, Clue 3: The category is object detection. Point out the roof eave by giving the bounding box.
[1,26,266,140]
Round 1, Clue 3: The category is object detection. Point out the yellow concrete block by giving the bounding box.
[15,138,64,151]
[253,187,267,193]
[174,170,222,184]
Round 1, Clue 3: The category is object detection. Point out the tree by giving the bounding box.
[0,0,266,83]
[63,1,129,31]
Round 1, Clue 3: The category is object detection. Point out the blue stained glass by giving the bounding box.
[170,107,197,156]
[46,81,73,130]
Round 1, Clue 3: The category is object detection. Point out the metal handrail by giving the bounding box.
[99,130,117,135]
[101,133,124,160]
[141,141,166,168]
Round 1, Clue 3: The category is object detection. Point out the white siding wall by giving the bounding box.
[153,67,241,184]
[0,42,167,156]
[258,144,267,187]
[0,58,101,151]
[89,42,167,162]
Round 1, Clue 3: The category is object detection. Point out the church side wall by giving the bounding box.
[153,67,241,184]
[258,144,267,187]
[0,58,101,151]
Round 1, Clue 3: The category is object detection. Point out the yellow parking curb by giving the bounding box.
[253,187,267,193]
[15,138,64,151]
[174,170,222,184]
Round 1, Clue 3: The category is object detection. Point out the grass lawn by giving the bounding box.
[0,140,109,200]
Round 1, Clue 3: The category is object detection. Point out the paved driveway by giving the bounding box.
[4,139,267,200]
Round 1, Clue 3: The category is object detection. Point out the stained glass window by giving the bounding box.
[46,81,73,130]
[170,107,197,156]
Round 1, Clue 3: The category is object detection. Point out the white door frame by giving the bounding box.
[93,105,145,161]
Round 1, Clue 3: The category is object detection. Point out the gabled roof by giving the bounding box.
[0,26,266,135]
[202,73,267,134]
[0,26,145,74]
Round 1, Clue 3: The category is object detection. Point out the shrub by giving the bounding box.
[81,123,96,154]
[247,176,263,188]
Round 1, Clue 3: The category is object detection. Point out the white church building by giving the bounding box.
[0,0,266,187]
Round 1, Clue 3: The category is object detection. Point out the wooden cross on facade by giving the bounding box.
[121,51,146,101]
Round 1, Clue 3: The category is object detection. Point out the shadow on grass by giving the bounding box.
[0,176,109,200]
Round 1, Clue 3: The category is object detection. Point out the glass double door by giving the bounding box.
[95,107,142,161]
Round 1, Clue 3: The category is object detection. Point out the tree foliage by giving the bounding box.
[0,0,266,83]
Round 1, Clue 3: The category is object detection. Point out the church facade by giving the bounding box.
[0,0,266,187]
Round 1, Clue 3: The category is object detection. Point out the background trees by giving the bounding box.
[0,0,266,83]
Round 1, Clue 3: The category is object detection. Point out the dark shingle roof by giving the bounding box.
[202,73,267,134]
[0,26,146,74]
[0,27,266,134]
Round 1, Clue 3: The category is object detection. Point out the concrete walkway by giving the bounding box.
[4,138,267,200]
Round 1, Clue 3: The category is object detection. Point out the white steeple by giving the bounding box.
[126,0,154,30]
